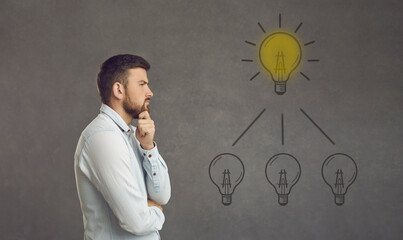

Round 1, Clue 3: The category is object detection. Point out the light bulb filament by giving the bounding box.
[221,169,232,194]
[335,169,345,194]
[274,51,286,81]
[278,169,288,194]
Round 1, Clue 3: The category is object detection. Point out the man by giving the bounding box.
[74,54,171,240]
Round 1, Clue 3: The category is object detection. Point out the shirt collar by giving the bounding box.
[100,104,131,133]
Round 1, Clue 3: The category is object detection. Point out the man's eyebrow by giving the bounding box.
[137,80,148,83]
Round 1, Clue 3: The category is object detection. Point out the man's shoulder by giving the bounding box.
[74,113,130,162]
[80,113,120,142]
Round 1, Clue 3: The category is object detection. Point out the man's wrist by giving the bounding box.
[141,142,155,150]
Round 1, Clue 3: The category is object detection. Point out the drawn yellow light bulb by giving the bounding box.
[259,32,302,95]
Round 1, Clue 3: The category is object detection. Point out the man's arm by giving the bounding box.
[135,111,171,205]
[78,131,164,235]
[136,139,171,205]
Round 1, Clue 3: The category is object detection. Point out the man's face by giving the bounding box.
[122,68,153,119]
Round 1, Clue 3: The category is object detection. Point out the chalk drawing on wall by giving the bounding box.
[322,153,358,206]
[265,153,301,206]
[209,153,245,206]
[208,14,358,207]
[300,108,335,145]
[232,108,266,147]
[242,14,319,95]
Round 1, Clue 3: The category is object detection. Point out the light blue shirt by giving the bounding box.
[74,104,171,240]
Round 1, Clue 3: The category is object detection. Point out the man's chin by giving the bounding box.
[142,105,150,113]
[132,107,150,119]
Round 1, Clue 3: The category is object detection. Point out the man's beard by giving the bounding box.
[122,95,150,119]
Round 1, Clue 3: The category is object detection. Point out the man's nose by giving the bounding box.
[147,86,153,98]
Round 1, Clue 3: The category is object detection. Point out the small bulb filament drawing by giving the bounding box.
[265,153,301,206]
[209,153,245,206]
[322,153,358,206]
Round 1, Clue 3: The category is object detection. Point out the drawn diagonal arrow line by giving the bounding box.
[300,108,335,145]
[232,108,266,146]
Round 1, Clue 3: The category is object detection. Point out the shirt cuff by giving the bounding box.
[141,142,161,188]
[139,141,159,161]
[135,138,166,166]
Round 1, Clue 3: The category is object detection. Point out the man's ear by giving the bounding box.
[111,82,125,100]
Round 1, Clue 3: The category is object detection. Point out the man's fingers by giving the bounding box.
[137,118,155,138]
[136,111,155,147]
[137,124,155,132]
[147,199,163,211]
[138,111,151,119]
[137,119,154,125]
[138,127,155,134]
[139,128,155,137]
[137,123,155,136]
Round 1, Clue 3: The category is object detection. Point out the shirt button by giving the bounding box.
[148,154,152,158]
[143,153,146,156]
[153,173,156,176]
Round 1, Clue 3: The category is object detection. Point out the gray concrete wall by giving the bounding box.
[0,0,402,239]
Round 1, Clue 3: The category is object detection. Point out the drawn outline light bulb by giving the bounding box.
[209,153,245,206]
[265,153,301,206]
[322,153,358,206]
[259,32,302,95]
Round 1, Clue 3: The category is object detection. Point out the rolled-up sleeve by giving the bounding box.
[78,131,165,235]
[135,138,171,205]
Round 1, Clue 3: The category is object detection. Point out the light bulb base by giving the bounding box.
[334,194,345,206]
[278,194,288,206]
[274,83,286,95]
[222,194,232,206]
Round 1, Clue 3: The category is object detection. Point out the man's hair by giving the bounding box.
[97,54,150,104]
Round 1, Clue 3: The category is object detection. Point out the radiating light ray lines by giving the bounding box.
[245,40,256,46]
[250,72,260,81]
[243,14,319,84]
[304,41,315,46]
[294,22,303,33]
[258,22,265,33]
[300,72,310,81]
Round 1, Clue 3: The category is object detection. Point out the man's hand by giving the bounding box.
[148,199,163,211]
[136,111,155,150]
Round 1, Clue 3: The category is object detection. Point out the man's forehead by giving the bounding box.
[126,68,148,81]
